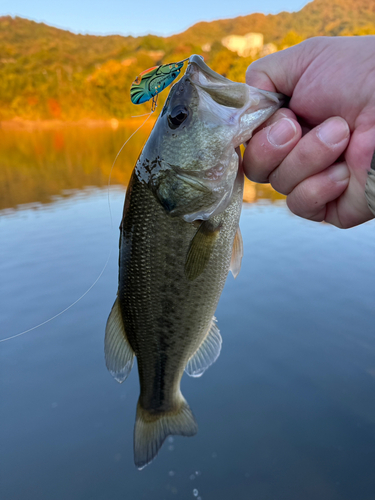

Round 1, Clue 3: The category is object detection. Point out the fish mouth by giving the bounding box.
[186,56,249,109]
[187,55,230,84]
[184,54,286,147]
[186,54,286,112]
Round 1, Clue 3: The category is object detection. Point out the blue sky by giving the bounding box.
[1,0,310,37]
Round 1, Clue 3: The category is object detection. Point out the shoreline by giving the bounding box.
[0,117,157,131]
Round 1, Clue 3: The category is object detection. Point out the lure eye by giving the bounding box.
[168,106,189,129]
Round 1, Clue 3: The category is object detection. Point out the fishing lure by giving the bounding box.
[130,58,189,110]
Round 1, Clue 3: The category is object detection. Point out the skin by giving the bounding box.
[243,36,375,228]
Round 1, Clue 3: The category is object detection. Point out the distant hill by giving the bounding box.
[171,0,375,44]
[0,0,374,121]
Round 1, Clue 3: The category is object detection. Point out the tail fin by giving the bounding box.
[134,397,198,469]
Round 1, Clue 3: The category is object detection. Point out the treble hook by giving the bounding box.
[151,95,158,112]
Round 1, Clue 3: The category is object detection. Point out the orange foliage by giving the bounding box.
[48,99,61,119]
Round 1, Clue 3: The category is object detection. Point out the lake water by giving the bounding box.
[1,124,375,500]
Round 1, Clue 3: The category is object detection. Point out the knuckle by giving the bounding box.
[301,182,321,207]
[244,134,280,183]
[277,108,297,121]
[287,130,336,177]
[269,169,289,195]
[292,144,314,167]
[245,165,269,183]
[286,191,303,216]
[286,182,323,218]
[246,59,263,72]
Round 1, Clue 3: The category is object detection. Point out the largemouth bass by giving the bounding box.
[105,55,285,469]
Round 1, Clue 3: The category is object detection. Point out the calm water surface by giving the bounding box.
[1,126,375,500]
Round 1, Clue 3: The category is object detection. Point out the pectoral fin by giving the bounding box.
[104,296,134,383]
[365,163,375,216]
[230,227,243,279]
[185,220,221,281]
[185,317,222,377]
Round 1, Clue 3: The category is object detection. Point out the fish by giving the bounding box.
[105,55,285,469]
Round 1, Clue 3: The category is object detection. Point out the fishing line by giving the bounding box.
[131,113,154,117]
[0,254,111,343]
[0,112,154,343]
[107,111,153,227]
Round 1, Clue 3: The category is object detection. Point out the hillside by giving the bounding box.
[0,0,374,121]
[172,0,375,44]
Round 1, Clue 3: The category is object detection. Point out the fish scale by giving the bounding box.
[120,171,242,410]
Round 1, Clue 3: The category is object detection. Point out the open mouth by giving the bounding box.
[186,56,258,111]
[187,55,230,84]
[187,54,285,108]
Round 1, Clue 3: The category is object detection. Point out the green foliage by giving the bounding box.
[342,25,375,36]
[279,31,304,49]
[0,0,374,121]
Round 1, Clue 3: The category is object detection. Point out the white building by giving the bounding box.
[221,33,264,57]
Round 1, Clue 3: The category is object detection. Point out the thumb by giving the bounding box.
[245,38,329,95]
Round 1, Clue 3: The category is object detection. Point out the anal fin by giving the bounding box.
[185,317,222,377]
[230,226,243,279]
[105,296,134,383]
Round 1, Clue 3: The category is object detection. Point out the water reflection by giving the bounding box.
[0,124,284,211]
[2,126,375,499]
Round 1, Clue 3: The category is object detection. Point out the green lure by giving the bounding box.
[130,58,189,106]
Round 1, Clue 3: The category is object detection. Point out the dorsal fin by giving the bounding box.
[185,317,222,377]
[104,297,135,383]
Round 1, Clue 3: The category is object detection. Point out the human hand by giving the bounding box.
[244,36,375,228]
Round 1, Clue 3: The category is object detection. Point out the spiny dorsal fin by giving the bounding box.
[104,296,134,383]
[230,226,243,279]
[185,220,221,281]
[134,396,198,470]
[185,317,222,378]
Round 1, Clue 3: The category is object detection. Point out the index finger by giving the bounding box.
[245,38,329,95]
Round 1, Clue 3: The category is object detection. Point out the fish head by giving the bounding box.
[136,55,285,222]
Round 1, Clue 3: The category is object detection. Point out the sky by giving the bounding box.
[1,0,311,37]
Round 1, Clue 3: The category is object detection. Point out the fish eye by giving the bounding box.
[168,105,189,129]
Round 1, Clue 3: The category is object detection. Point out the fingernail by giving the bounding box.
[317,118,349,146]
[268,118,297,147]
[327,163,350,182]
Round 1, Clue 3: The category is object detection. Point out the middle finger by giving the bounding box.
[270,117,350,195]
